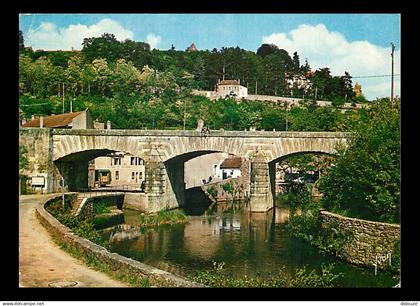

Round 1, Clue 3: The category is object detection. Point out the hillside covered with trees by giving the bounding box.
[19,32,368,131]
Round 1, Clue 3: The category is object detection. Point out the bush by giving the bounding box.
[206,187,218,198]
[318,99,400,224]
[222,182,234,194]
[46,196,110,249]
[285,186,352,257]
[93,201,111,214]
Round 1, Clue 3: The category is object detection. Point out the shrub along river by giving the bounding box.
[98,201,397,287]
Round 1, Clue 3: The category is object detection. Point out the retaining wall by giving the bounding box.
[201,177,249,202]
[319,210,400,268]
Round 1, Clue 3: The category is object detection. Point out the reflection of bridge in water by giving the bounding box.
[101,224,142,243]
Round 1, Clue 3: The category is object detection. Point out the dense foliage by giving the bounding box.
[318,99,400,223]
[19,32,367,131]
[46,196,110,248]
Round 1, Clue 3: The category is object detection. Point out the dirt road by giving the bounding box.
[19,194,127,287]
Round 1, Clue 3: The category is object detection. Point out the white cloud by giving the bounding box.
[25,18,134,51]
[262,24,400,100]
[145,33,161,50]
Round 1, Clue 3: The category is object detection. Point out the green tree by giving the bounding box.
[81,33,122,63]
[319,98,400,223]
[19,30,25,50]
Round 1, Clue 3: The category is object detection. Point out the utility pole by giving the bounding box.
[391,42,395,107]
[62,83,65,113]
[222,62,226,81]
[183,100,187,130]
[61,177,65,209]
[255,80,258,95]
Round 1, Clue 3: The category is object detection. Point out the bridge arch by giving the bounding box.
[268,151,338,207]
[53,134,143,162]
[265,136,346,164]
[54,148,145,192]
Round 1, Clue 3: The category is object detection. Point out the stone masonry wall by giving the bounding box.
[319,210,400,268]
[37,194,203,287]
[201,177,249,203]
[19,128,54,193]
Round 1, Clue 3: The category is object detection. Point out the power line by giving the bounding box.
[352,74,400,79]
[20,103,51,106]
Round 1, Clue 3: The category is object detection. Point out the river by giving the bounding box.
[98,201,397,287]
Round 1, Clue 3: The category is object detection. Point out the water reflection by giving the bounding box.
[98,202,396,287]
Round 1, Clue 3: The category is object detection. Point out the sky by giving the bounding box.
[19,14,401,100]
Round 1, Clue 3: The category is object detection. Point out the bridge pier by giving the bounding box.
[249,151,274,212]
[143,150,184,213]
[55,160,89,192]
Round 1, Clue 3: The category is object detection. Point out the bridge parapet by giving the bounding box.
[49,128,351,139]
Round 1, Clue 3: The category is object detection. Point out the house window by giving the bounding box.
[115,171,119,180]
[113,158,121,166]
[135,172,139,182]
[132,172,135,180]
[130,157,142,165]
[139,172,143,179]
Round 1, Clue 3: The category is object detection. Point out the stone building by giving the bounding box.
[91,153,145,188]
[215,156,243,180]
[184,153,230,188]
[21,109,93,129]
[216,79,248,99]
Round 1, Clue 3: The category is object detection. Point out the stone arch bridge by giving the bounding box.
[19,128,350,212]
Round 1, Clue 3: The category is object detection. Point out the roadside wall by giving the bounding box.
[36,194,203,287]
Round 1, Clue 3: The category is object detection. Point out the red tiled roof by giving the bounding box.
[220,157,242,169]
[21,111,84,128]
[218,80,240,86]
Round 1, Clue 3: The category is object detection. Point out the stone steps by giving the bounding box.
[71,194,87,215]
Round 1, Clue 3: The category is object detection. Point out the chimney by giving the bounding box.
[107,120,111,130]
[40,116,44,128]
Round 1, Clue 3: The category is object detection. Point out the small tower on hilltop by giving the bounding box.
[353,82,362,97]
[187,43,198,52]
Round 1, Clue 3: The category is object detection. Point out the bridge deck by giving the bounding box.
[49,128,351,138]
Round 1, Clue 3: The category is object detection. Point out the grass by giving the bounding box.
[189,261,343,288]
[57,241,151,287]
[138,209,189,228]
